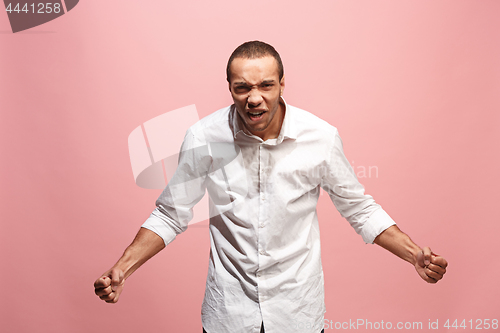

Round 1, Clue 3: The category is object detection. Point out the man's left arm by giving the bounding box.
[373,225,448,283]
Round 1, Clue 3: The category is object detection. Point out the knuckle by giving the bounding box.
[425,269,439,279]
[100,292,114,301]
[94,279,104,288]
[426,275,437,283]
[96,286,111,296]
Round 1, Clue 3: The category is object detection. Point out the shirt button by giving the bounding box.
[259,250,265,255]
[256,272,261,277]
[259,223,264,228]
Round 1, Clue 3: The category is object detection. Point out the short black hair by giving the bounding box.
[226,41,284,82]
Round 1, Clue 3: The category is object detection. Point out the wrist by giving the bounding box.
[408,246,421,266]
[113,248,141,279]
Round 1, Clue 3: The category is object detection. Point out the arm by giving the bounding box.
[322,130,398,244]
[94,227,165,303]
[94,129,210,303]
[321,130,448,282]
[373,225,448,283]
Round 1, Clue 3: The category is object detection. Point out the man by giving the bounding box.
[94,41,448,333]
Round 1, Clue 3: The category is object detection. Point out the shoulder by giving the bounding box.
[187,105,234,144]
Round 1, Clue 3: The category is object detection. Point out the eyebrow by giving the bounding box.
[233,79,276,86]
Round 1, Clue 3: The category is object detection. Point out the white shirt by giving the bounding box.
[142,100,396,333]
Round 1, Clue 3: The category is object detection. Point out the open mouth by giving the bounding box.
[247,110,266,121]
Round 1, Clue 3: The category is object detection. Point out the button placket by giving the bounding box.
[257,144,270,277]
[257,144,264,279]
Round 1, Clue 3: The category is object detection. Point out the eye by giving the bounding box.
[234,86,250,93]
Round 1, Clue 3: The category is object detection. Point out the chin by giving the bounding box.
[251,124,269,133]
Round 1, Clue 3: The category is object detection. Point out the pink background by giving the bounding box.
[1,1,499,332]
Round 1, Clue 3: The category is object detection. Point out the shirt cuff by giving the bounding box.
[360,208,396,244]
[141,209,179,246]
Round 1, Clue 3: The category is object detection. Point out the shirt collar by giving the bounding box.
[231,97,297,143]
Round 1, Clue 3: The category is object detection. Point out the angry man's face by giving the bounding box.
[228,56,285,141]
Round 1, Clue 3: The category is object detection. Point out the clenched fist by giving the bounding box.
[94,268,125,303]
[415,247,448,283]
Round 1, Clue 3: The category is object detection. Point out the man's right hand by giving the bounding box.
[94,268,125,303]
[93,227,166,304]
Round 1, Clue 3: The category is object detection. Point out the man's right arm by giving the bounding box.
[94,128,210,303]
[93,227,165,303]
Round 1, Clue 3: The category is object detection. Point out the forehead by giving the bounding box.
[229,56,279,83]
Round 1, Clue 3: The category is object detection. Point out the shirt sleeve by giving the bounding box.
[320,129,396,244]
[141,128,210,246]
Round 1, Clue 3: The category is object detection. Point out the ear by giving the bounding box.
[280,75,285,96]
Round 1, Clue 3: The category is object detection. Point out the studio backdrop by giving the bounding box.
[1,1,499,332]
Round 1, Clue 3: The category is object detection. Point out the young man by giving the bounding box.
[94,41,448,333]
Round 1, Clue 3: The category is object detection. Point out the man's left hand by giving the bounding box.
[415,247,448,283]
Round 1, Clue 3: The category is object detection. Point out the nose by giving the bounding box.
[247,88,263,107]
